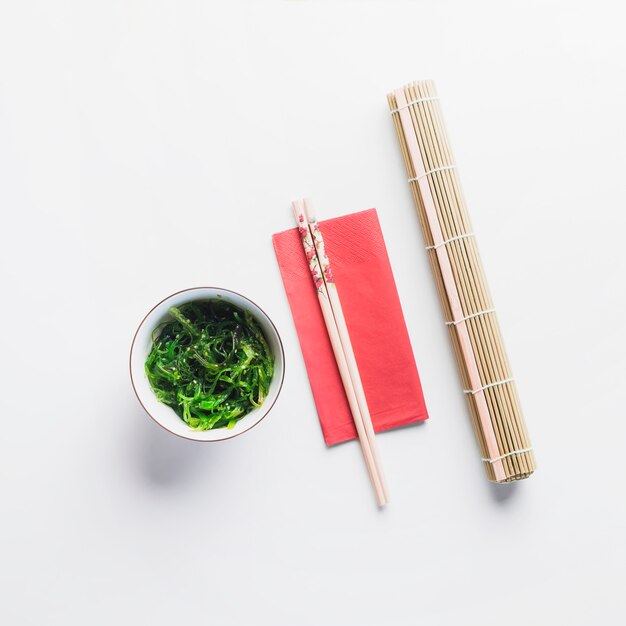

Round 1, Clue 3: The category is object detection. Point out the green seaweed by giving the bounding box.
[145,299,274,430]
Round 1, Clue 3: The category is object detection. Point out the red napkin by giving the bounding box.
[272,208,428,445]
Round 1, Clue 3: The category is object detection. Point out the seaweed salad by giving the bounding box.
[145,299,274,430]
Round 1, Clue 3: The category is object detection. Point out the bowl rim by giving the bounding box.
[129,286,286,442]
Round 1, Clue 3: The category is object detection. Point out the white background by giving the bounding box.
[1,1,625,624]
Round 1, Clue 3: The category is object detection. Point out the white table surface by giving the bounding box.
[2,2,625,624]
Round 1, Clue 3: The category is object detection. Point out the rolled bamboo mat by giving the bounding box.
[387,80,535,482]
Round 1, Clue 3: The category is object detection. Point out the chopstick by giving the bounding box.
[304,199,390,502]
[292,198,389,506]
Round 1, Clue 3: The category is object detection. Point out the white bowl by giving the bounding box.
[130,287,285,441]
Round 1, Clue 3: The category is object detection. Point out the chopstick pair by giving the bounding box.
[292,199,389,506]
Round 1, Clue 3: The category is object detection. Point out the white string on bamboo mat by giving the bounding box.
[389,95,439,113]
[426,232,475,251]
[464,377,514,395]
[408,164,456,183]
[481,447,533,464]
[446,308,495,326]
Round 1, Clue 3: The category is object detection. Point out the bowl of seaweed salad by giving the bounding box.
[130,287,284,441]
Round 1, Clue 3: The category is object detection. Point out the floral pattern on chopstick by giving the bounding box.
[309,219,335,284]
[297,214,325,293]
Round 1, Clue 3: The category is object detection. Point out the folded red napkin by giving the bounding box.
[273,208,428,445]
